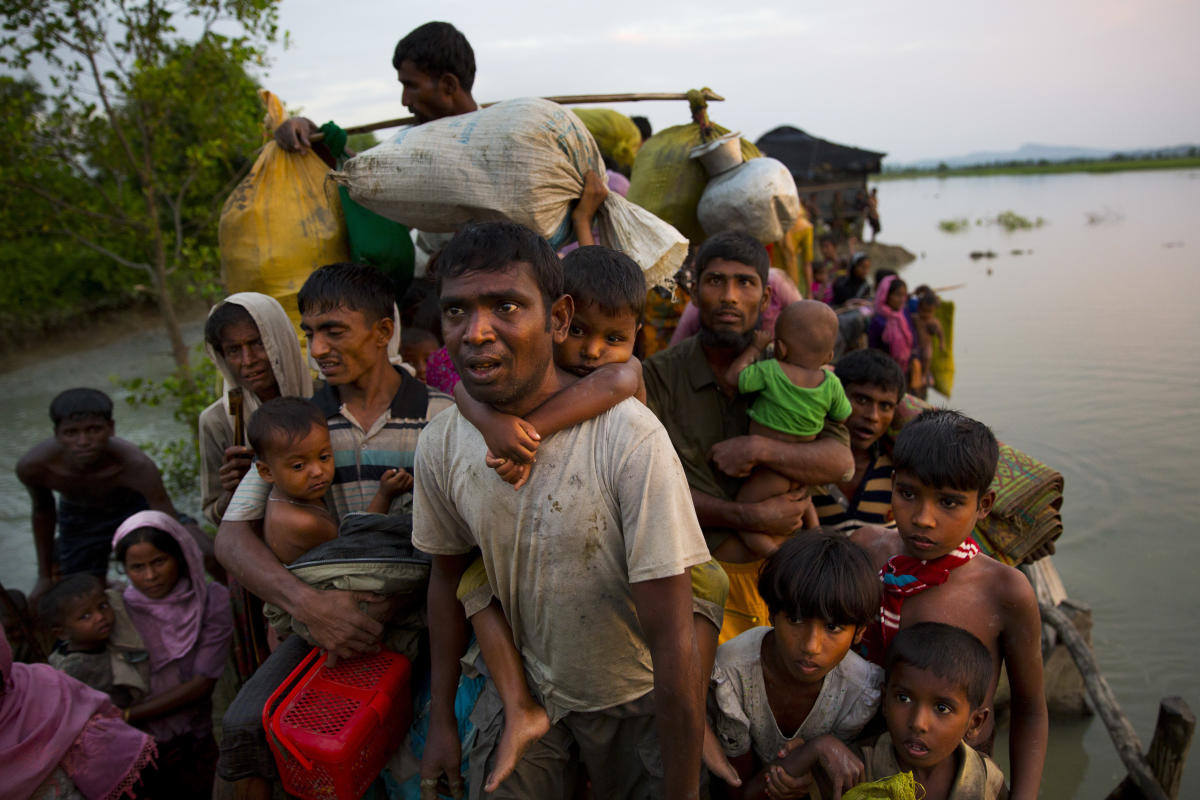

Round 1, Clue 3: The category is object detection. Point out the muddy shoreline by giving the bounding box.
[0,298,211,375]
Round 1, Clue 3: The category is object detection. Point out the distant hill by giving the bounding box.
[893,142,1198,170]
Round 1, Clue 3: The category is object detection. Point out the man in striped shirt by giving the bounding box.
[213,263,452,797]
[812,349,907,528]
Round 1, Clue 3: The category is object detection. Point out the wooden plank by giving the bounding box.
[1040,600,1168,800]
[1108,697,1195,799]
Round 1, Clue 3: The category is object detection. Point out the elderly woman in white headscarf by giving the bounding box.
[198,293,312,528]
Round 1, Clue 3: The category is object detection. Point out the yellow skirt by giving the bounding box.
[716,558,770,644]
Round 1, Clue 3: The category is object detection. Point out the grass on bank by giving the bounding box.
[880,156,1200,180]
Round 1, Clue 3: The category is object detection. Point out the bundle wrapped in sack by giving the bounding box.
[572,108,642,172]
[263,513,430,659]
[332,98,686,289]
[693,131,801,244]
[627,89,762,243]
[219,90,350,335]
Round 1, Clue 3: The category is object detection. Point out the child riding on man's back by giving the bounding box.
[452,246,732,792]
[721,299,852,556]
[849,409,1047,800]
[249,397,412,565]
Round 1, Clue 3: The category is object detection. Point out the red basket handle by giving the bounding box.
[262,646,324,772]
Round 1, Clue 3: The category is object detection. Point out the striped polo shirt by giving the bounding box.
[224,367,453,522]
[812,443,894,527]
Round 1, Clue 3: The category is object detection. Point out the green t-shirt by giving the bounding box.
[739,361,852,437]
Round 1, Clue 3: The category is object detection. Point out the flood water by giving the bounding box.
[1,169,1197,797]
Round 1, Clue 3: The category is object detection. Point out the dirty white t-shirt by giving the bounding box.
[414,398,709,720]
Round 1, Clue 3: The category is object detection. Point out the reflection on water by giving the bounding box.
[1,171,1197,797]
[877,169,1200,798]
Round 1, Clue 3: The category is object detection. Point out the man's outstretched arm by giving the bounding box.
[632,571,703,800]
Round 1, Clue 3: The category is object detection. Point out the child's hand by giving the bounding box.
[764,764,811,800]
[480,416,541,465]
[485,450,533,490]
[752,329,774,351]
[782,735,863,800]
[379,468,414,499]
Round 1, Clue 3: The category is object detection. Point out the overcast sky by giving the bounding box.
[258,0,1198,163]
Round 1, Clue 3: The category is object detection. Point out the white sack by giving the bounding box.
[697,156,801,244]
[331,98,685,289]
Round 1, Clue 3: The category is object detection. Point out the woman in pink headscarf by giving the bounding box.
[867,275,914,369]
[113,510,232,800]
[0,626,155,800]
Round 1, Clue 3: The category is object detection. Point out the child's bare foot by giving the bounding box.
[703,722,742,787]
[485,702,551,793]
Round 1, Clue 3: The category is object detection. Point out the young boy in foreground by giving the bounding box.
[850,409,1046,800]
[248,397,412,565]
[452,246,729,791]
[780,622,1008,800]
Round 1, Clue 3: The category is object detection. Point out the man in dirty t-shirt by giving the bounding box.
[414,222,709,800]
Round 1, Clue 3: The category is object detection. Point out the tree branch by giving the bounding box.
[17,180,138,231]
[58,228,154,275]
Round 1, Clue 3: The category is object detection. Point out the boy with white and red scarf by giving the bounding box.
[850,409,1046,800]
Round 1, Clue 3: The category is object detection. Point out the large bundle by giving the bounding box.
[332,98,685,288]
[697,155,801,244]
[219,90,350,334]
[572,108,642,172]
[627,91,761,243]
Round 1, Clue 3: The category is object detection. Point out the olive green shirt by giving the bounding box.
[644,335,851,551]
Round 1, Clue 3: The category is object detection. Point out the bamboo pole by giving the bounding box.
[312,89,726,140]
[1040,601,1169,800]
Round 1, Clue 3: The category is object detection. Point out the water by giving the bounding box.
[2,170,1198,796]
[873,169,1200,797]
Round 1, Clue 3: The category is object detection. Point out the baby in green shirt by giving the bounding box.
[724,300,851,556]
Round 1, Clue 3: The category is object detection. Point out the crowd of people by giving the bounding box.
[3,20,1049,800]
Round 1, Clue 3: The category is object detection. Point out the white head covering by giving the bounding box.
[204,292,313,438]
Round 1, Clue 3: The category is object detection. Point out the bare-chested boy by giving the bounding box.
[17,388,214,600]
[850,409,1047,800]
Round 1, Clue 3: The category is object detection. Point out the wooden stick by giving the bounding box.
[1040,601,1169,800]
[1108,697,1195,800]
[228,388,245,447]
[313,89,726,139]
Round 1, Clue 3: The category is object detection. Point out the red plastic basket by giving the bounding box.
[263,647,413,800]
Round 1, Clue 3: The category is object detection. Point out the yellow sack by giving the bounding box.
[573,108,642,171]
[627,90,761,244]
[931,299,955,397]
[219,90,350,336]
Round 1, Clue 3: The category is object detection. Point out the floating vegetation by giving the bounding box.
[994,210,1045,232]
[938,217,970,233]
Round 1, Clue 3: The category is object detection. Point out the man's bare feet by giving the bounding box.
[485,702,551,793]
[703,723,742,787]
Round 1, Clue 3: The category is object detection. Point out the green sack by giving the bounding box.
[843,771,918,800]
[338,185,416,300]
[573,108,642,171]
[627,91,762,244]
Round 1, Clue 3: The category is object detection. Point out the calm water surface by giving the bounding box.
[1,169,1197,797]
[875,169,1200,798]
